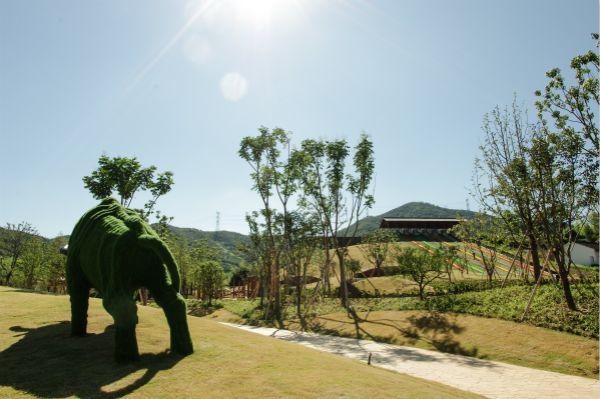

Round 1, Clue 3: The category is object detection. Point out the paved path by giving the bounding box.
[220,322,599,399]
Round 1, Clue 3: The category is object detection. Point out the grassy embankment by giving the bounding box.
[204,283,599,378]
[0,286,483,399]
[306,242,535,296]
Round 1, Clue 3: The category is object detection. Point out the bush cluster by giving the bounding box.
[349,283,599,338]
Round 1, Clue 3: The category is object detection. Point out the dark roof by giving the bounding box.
[380,218,462,229]
[281,276,321,285]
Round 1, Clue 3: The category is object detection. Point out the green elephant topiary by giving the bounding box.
[66,198,194,362]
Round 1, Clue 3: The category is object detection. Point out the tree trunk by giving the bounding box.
[555,252,577,311]
[528,235,542,280]
[559,269,577,310]
[296,283,304,328]
[336,250,348,307]
[323,245,331,295]
[4,270,13,286]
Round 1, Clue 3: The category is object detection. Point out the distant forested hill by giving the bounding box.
[2,201,474,270]
[342,202,477,236]
[166,225,250,272]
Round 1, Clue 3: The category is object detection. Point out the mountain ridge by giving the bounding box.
[343,201,477,236]
[1,202,474,270]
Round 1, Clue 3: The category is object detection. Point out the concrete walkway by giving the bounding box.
[220,322,599,399]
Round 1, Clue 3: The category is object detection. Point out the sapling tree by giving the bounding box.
[451,214,504,284]
[279,211,320,326]
[438,244,459,283]
[534,33,598,213]
[239,127,295,321]
[359,229,397,270]
[294,134,375,307]
[526,35,599,310]
[472,101,543,280]
[194,260,225,305]
[396,247,445,300]
[528,126,584,310]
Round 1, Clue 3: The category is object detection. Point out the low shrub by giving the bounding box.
[379,283,599,338]
[186,299,223,317]
[430,278,526,294]
[319,283,599,338]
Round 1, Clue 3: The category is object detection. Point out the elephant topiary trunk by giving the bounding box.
[66,198,194,362]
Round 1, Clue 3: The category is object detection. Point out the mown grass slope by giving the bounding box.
[0,287,482,399]
[290,311,599,378]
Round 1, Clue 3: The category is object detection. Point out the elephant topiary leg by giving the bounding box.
[67,267,90,337]
[151,285,194,356]
[103,295,140,362]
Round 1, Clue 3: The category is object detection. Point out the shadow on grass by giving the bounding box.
[0,322,181,398]
[312,311,484,360]
[402,312,482,358]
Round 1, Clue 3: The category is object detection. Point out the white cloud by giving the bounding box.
[182,34,212,65]
[220,73,248,102]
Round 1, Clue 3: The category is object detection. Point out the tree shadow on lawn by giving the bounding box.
[273,317,497,370]
[0,322,181,399]
[311,311,488,362]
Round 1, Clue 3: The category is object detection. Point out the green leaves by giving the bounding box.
[533,34,598,210]
[360,229,396,269]
[193,260,225,304]
[396,246,446,299]
[239,127,376,309]
[82,155,174,221]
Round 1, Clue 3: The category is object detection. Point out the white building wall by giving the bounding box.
[567,243,599,266]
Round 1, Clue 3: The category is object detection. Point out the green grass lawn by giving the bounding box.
[208,306,598,378]
[293,311,599,378]
[0,286,483,399]
[206,283,599,378]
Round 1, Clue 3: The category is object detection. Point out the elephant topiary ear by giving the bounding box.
[137,235,181,291]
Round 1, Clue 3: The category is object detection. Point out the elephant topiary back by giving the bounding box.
[67,197,180,293]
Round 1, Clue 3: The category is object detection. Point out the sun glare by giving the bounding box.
[232,0,296,30]
[235,0,273,28]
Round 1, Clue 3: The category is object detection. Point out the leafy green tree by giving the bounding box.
[578,212,599,243]
[19,238,45,289]
[294,134,375,307]
[0,222,38,286]
[451,214,504,283]
[526,35,599,310]
[528,125,585,310]
[194,261,224,305]
[473,100,543,279]
[534,33,598,212]
[239,127,301,322]
[396,247,445,300]
[359,229,396,270]
[279,211,320,327]
[437,244,459,283]
[229,264,251,286]
[42,237,68,293]
[82,155,174,220]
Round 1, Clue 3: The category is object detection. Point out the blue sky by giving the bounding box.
[0,0,597,237]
